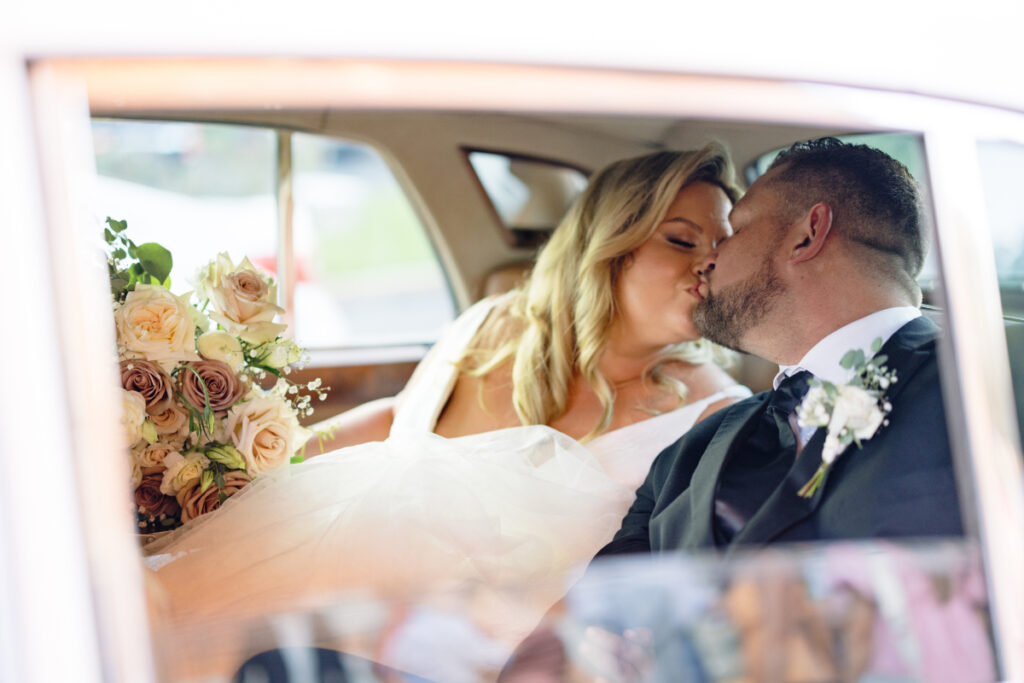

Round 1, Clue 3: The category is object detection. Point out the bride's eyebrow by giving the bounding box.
[661,217,703,231]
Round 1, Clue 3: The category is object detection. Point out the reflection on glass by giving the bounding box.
[292,134,454,350]
[147,541,993,683]
[977,140,1024,438]
[977,141,1024,318]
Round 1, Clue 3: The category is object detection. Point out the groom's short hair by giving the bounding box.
[766,137,926,286]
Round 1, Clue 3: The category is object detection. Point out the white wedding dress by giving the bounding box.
[145,297,750,674]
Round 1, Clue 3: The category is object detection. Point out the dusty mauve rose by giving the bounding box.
[179,360,247,415]
[135,473,181,518]
[120,360,175,415]
[148,401,189,438]
[226,394,311,476]
[176,470,251,523]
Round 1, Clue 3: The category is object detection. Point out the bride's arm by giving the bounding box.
[304,396,396,455]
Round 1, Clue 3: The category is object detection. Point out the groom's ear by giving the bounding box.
[788,202,833,264]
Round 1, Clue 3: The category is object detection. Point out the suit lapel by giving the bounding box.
[677,395,767,548]
[729,316,940,549]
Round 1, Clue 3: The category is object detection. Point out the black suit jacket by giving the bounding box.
[599,317,963,556]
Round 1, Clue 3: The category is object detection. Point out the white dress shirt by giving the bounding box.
[774,306,922,447]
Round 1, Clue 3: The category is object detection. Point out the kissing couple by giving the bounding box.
[145,137,962,681]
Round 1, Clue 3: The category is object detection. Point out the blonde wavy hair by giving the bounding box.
[463,142,741,440]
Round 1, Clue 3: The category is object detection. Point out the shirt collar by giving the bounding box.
[773,307,921,389]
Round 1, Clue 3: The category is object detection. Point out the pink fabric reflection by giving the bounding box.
[825,543,994,683]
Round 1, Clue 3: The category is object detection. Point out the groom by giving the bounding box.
[598,137,963,554]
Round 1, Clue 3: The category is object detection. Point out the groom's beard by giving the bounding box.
[694,258,784,354]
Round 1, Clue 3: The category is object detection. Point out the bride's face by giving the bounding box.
[613,181,733,350]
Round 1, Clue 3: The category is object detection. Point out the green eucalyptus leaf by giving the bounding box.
[104,228,115,243]
[871,337,883,353]
[872,354,888,367]
[839,350,858,369]
[136,242,173,284]
[112,248,126,260]
[106,217,128,233]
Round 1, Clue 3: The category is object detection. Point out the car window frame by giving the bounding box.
[12,57,1024,682]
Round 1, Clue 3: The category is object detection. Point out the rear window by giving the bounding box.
[466,149,588,248]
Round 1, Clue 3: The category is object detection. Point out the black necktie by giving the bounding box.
[765,370,814,450]
[712,370,815,544]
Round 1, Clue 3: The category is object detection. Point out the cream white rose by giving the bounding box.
[137,441,179,471]
[159,451,211,496]
[149,401,190,439]
[195,254,286,344]
[835,384,886,440]
[196,331,245,371]
[226,394,311,476]
[115,284,199,368]
[821,385,885,465]
[121,390,147,447]
[252,339,302,369]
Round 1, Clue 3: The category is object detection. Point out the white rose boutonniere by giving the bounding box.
[795,337,897,498]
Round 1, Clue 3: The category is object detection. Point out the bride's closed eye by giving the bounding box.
[667,237,697,249]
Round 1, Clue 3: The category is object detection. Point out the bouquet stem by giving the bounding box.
[797,464,829,498]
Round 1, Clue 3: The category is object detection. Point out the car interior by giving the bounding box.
[90,109,892,424]
[81,101,1021,682]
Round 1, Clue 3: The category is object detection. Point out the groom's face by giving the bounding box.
[693,171,788,353]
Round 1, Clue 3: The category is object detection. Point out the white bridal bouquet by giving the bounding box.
[107,218,327,532]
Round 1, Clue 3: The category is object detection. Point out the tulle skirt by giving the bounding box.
[145,425,634,647]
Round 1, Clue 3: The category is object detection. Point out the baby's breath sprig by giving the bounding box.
[262,373,331,420]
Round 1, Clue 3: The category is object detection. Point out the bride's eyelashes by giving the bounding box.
[666,236,697,249]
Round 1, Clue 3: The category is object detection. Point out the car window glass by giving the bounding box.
[91,120,455,353]
[92,119,277,288]
[467,150,588,247]
[977,139,1024,435]
[292,133,455,349]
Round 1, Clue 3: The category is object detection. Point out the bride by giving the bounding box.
[144,142,750,662]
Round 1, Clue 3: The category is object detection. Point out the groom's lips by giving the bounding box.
[696,282,709,299]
